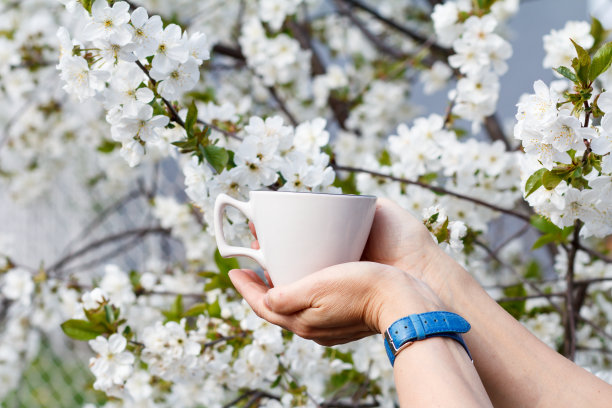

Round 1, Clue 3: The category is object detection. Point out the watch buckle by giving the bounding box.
[385,329,414,356]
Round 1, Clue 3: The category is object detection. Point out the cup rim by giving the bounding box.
[249,190,377,199]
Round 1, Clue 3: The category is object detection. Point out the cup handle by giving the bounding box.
[213,193,267,270]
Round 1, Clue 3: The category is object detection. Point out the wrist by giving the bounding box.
[371,267,446,334]
[402,247,473,316]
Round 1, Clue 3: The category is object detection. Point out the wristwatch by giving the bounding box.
[383,311,472,366]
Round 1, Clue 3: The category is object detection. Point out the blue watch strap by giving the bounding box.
[383,311,472,366]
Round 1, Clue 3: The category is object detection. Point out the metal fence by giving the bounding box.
[0,159,184,408]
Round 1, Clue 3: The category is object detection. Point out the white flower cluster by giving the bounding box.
[152,196,216,264]
[516,81,612,237]
[57,0,210,167]
[432,1,515,129]
[350,113,520,231]
[141,320,202,382]
[422,206,468,253]
[346,80,413,137]
[543,20,594,72]
[1,269,35,306]
[89,333,135,392]
[184,115,337,230]
[239,17,311,87]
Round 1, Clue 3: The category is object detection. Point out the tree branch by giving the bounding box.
[483,114,511,151]
[475,240,564,316]
[338,0,452,59]
[59,188,144,257]
[576,242,612,264]
[135,60,185,127]
[333,164,531,222]
[267,85,298,126]
[563,221,581,360]
[47,227,170,275]
[496,292,565,303]
[334,0,407,59]
[285,19,350,129]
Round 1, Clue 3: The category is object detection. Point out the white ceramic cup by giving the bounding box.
[213,191,377,286]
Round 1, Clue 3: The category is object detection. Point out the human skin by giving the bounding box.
[339,198,612,408]
[230,198,612,407]
[229,263,493,407]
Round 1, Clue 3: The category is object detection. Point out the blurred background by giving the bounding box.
[0,0,607,406]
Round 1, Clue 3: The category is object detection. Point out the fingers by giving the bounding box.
[228,269,289,326]
[248,221,257,239]
[265,279,315,314]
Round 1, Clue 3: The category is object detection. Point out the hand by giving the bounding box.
[361,198,455,298]
[228,262,444,346]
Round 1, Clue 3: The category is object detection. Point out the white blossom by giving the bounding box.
[89,334,134,391]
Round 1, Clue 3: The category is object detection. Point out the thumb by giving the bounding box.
[264,281,313,315]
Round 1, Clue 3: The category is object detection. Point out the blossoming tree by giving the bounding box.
[1,0,612,406]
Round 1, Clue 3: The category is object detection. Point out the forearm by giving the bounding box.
[392,337,492,407]
[428,252,612,408]
[376,281,492,408]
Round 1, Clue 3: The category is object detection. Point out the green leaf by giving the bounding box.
[499,284,527,319]
[524,168,546,197]
[104,304,115,324]
[570,39,592,86]
[61,319,106,341]
[525,260,541,280]
[434,218,450,243]
[561,226,574,240]
[185,102,198,139]
[378,150,391,166]
[427,212,439,225]
[162,295,184,322]
[97,139,121,154]
[270,375,282,389]
[184,303,208,317]
[209,249,238,291]
[79,0,94,13]
[530,215,562,234]
[187,87,216,103]
[532,233,559,250]
[208,299,221,318]
[554,66,578,83]
[542,170,563,190]
[590,17,605,52]
[570,177,589,190]
[589,42,612,83]
[203,145,229,173]
[214,248,239,274]
[332,172,359,195]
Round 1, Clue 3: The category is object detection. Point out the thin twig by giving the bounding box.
[333,164,531,222]
[491,223,531,255]
[334,0,406,59]
[267,85,298,126]
[202,333,247,349]
[196,119,242,141]
[496,292,565,303]
[563,221,581,360]
[483,114,511,151]
[579,315,612,343]
[475,240,564,316]
[135,60,185,127]
[285,19,350,129]
[61,235,147,274]
[60,189,144,257]
[338,0,452,59]
[576,243,612,264]
[47,227,170,274]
